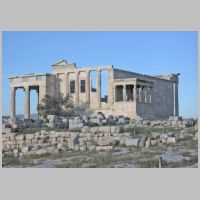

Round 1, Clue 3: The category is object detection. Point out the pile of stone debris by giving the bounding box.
[2,114,198,135]
[2,123,198,158]
[2,112,130,134]
[131,116,197,129]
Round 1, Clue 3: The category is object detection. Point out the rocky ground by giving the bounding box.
[2,114,198,168]
[3,135,198,168]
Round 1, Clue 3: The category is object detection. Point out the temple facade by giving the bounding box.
[9,60,179,120]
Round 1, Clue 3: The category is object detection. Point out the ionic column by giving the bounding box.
[175,82,179,116]
[75,71,79,106]
[123,85,127,101]
[138,86,142,102]
[133,84,137,101]
[36,88,39,118]
[149,87,152,103]
[86,70,90,106]
[65,72,69,97]
[97,70,101,108]
[10,87,16,119]
[24,86,30,120]
[144,87,147,103]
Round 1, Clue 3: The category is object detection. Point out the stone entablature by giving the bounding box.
[8,60,179,120]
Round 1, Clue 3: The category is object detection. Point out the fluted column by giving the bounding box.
[86,70,90,106]
[138,86,142,102]
[175,82,179,116]
[10,87,16,119]
[144,87,147,103]
[123,85,127,101]
[75,71,79,106]
[97,70,101,108]
[36,87,39,119]
[133,84,137,101]
[24,86,30,120]
[149,87,152,103]
[65,72,69,97]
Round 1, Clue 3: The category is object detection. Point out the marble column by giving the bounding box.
[97,70,101,108]
[123,85,127,101]
[36,87,39,119]
[24,86,30,120]
[75,71,79,107]
[65,72,69,97]
[175,82,179,116]
[133,84,137,101]
[10,87,16,119]
[144,87,147,103]
[149,87,152,103]
[138,86,142,102]
[107,69,113,107]
[86,70,90,106]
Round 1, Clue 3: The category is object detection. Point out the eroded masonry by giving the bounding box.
[9,60,179,120]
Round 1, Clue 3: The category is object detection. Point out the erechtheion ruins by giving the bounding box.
[9,60,179,120]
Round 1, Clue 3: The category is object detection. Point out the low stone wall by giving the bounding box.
[2,125,197,158]
[2,126,121,157]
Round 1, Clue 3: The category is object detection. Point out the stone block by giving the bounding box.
[167,137,177,144]
[15,134,24,141]
[81,126,90,133]
[21,146,29,154]
[111,126,120,134]
[57,137,64,142]
[119,136,126,146]
[80,144,87,151]
[97,137,115,146]
[31,139,38,144]
[13,149,19,157]
[125,137,140,147]
[96,146,113,151]
[25,134,34,140]
[160,134,168,140]
[139,136,147,148]
[36,148,48,155]
[145,138,151,148]
[2,128,13,134]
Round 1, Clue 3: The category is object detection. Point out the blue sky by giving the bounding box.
[2,31,198,118]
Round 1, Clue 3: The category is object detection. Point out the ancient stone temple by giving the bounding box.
[9,60,179,120]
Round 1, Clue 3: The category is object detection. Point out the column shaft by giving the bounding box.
[123,85,127,101]
[65,73,69,97]
[10,87,16,119]
[24,86,30,119]
[75,72,79,107]
[175,82,179,116]
[97,70,101,108]
[138,87,142,102]
[36,88,39,119]
[86,70,90,106]
[133,85,137,101]
[144,87,147,103]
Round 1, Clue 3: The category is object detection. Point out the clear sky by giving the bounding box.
[2,31,198,118]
